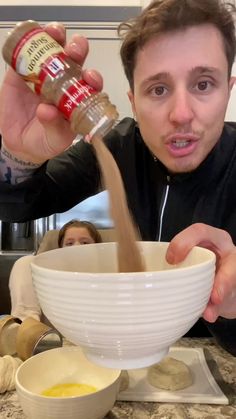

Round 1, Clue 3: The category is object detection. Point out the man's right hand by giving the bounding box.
[0,22,103,164]
[166,223,236,322]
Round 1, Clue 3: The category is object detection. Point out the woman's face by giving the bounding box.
[62,226,95,247]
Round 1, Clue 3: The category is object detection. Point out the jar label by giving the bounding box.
[35,52,69,94]
[11,28,64,92]
[58,80,97,119]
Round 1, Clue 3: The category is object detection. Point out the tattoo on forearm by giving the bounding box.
[0,146,41,185]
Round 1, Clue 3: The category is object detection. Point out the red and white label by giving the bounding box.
[58,80,97,119]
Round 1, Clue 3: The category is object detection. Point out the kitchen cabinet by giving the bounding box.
[67,23,132,121]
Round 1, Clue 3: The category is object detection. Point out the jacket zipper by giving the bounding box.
[156,175,170,241]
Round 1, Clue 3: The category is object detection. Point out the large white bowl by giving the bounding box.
[31,242,215,369]
[15,346,121,419]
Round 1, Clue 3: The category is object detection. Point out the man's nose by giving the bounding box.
[169,90,194,125]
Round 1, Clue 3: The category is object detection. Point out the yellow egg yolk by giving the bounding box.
[42,383,97,397]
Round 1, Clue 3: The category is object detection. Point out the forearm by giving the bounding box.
[0,143,41,185]
[0,139,57,221]
[0,140,101,222]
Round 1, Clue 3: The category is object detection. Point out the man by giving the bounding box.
[0,0,236,354]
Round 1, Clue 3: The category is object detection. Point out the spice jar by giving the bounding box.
[2,20,119,141]
[16,317,62,361]
[0,315,21,356]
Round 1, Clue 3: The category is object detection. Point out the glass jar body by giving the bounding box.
[2,20,118,140]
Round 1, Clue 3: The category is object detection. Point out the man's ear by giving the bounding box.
[127,90,136,119]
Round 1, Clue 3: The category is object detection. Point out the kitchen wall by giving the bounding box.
[225,66,236,121]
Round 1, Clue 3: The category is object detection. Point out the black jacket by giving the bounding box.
[0,118,236,354]
[1,117,236,240]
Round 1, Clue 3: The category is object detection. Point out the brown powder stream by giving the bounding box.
[92,135,145,273]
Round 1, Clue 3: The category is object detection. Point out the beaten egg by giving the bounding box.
[42,383,97,397]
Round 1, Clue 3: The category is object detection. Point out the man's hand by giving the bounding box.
[166,223,236,322]
[0,22,103,164]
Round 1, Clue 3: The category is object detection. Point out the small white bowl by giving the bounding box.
[31,241,215,369]
[15,346,121,419]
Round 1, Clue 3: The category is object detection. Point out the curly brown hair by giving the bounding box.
[118,0,236,90]
[58,219,102,248]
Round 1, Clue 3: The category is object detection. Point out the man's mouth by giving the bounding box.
[166,133,199,157]
[171,139,192,148]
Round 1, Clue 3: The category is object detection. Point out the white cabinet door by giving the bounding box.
[68,24,132,120]
[0,26,11,85]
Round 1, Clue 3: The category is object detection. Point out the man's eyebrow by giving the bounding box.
[140,66,222,89]
[141,72,171,87]
[190,66,221,76]
[140,67,221,86]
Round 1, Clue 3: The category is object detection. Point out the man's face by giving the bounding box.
[128,24,235,173]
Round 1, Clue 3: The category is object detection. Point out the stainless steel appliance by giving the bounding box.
[0,219,46,314]
[1,221,35,252]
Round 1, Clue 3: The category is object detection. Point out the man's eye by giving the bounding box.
[152,86,166,96]
[197,81,211,91]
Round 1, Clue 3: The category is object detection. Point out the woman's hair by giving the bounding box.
[118,0,236,90]
[57,219,102,248]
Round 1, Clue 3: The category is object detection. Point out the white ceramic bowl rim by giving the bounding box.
[31,242,216,277]
[16,348,121,400]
